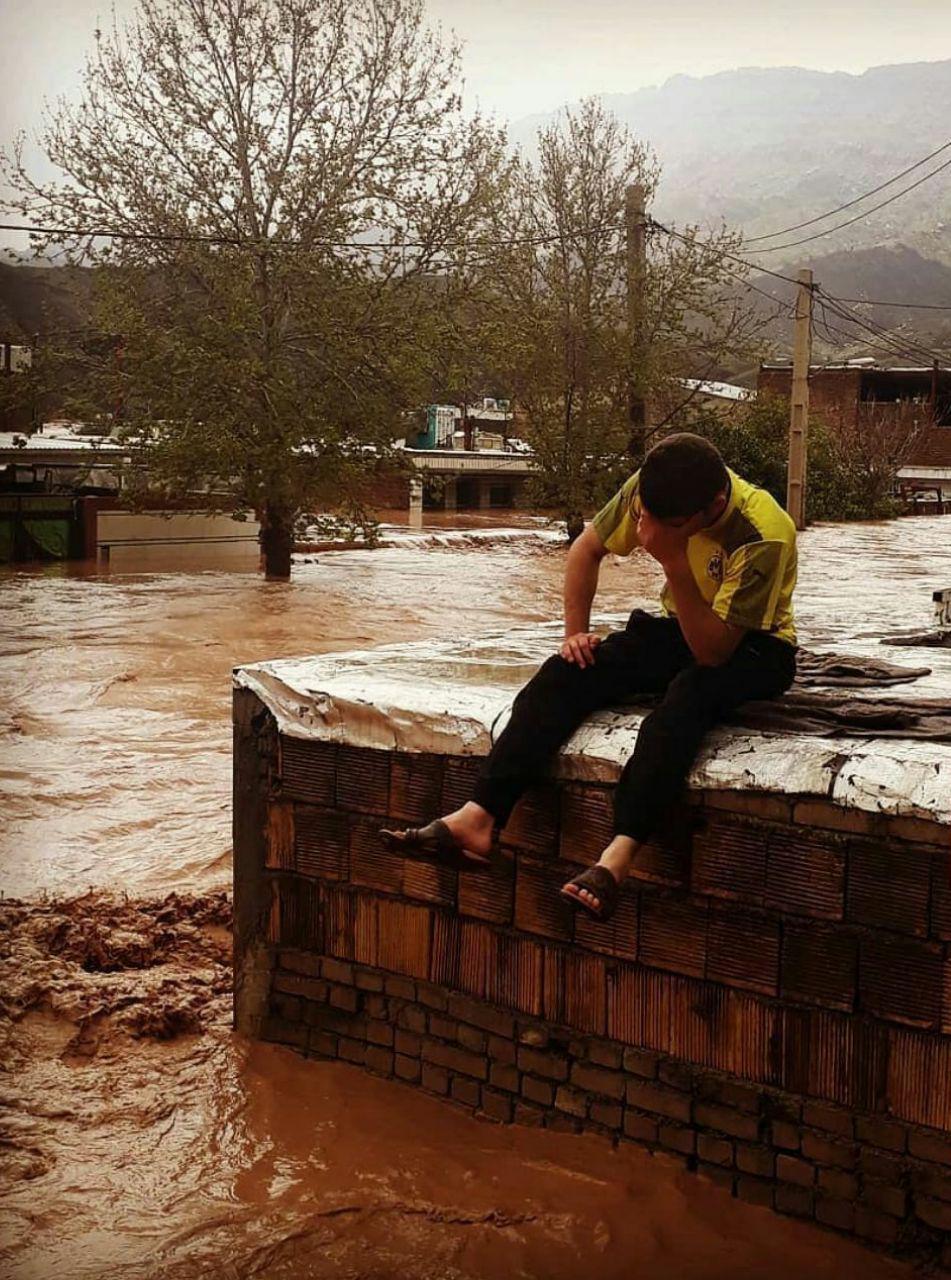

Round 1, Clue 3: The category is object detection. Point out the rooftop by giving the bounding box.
[680,378,753,402]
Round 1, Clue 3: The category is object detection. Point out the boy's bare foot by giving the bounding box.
[441,802,495,859]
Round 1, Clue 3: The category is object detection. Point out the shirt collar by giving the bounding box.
[703,469,736,536]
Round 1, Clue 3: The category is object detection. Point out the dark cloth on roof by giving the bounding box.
[793,650,932,688]
[729,689,951,741]
[731,650,951,740]
[621,648,951,741]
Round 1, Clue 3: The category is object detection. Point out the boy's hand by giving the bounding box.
[561,632,601,668]
[636,509,705,568]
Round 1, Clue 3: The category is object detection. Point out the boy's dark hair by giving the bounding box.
[639,432,728,520]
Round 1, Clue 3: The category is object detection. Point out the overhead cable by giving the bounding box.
[741,155,951,255]
[744,140,951,244]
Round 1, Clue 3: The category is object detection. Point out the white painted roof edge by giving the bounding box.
[234,654,951,828]
[898,466,951,480]
[679,378,754,402]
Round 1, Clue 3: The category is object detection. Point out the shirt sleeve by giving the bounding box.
[712,540,788,633]
[591,473,640,555]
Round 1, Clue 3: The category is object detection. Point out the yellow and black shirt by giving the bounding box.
[591,467,798,646]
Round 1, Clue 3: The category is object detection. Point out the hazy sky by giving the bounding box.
[1,0,950,148]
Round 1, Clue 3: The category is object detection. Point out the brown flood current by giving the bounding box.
[3,511,948,1279]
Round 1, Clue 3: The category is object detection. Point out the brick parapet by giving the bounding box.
[235,699,951,1269]
[263,947,951,1267]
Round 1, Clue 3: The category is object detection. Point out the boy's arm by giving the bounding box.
[561,524,609,668]
[637,510,745,667]
[662,560,745,666]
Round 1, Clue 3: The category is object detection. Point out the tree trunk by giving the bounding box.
[566,511,584,543]
[260,504,294,579]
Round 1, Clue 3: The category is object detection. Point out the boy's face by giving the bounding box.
[653,489,729,531]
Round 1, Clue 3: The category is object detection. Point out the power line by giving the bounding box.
[820,291,946,363]
[651,218,951,348]
[822,294,951,313]
[741,155,951,255]
[813,300,931,365]
[717,262,798,315]
[647,218,804,288]
[0,218,627,253]
[815,288,948,365]
[744,140,951,244]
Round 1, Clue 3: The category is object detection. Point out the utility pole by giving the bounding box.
[786,269,814,531]
[626,183,649,458]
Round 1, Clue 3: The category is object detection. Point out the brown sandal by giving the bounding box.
[379,819,491,870]
[559,865,620,922]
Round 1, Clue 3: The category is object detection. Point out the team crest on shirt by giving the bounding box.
[707,552,724,583]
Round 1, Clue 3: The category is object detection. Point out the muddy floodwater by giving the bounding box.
[3,511,947,1280]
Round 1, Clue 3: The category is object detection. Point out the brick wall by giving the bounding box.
[758,367,864,422]
[233,688,951,1269]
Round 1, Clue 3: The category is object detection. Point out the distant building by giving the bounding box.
[410,398,515,452]
[758,360,951,504]
[1,340,35,433]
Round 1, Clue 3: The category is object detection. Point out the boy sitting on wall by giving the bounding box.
[384,433,798,922]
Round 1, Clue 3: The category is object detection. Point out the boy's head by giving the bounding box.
[639,432,729,524]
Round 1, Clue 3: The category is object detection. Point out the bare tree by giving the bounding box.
[3,0,506,575]
[479,99,763,539]
[827,397,929,513]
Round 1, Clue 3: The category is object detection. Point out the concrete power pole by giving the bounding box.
[626,183,649,457]
[786,269,814,531]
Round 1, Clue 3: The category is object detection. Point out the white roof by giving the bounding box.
[0,430,128,456]
[680,378,754,402]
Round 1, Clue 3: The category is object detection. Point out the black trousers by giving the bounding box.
[472,610,797,843]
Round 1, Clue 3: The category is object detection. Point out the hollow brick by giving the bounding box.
[280,736,336,805]
[766,828,845,921]
[626,1080,691,1124]
[639,895,708,979]
[694,1102,760,1141]
[848,839,931,937]
[295,807,350,880]
[659,1123,696,1156]
[480,1089,514,1124]
[389,752,443,824]
[570,1063,626,1101]
[859,935,943,1029]
[623,1112,659,1144]
[451,1076,481,1108]
[777,1155,815,1188]
[336,745,390,814]
[395,1054,420,1082]
[781,921,856,1012]
[692,818,767,904]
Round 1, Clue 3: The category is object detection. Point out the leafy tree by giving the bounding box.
[3,0,505,575]
[689,391,903,522]
[477,98,764,539]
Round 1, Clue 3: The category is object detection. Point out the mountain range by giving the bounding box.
[3,60,950,355]
[511,60,951,350]
[511,61,951,262]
